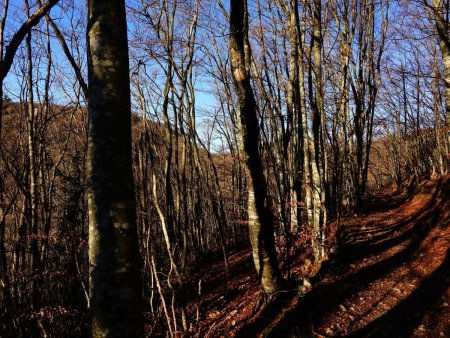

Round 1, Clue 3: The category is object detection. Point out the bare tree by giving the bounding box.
[426,0,450,164]
[229,0,283,296]
[86,0,143,336]
[0,0,58,82]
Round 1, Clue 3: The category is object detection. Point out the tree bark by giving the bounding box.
[433,45,446,175]
[86,1,143,336]
[308,0,327,263]
[229,0,283,296]
[432,0,450,157]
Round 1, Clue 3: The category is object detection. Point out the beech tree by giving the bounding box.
[307,0,328,262]
[427,0,450,161]
[1,0,450,335]
[0,0,60,334]
[229,0,284,296]
[86,0,143,336]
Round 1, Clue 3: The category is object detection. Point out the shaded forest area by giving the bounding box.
[0,0,449,337]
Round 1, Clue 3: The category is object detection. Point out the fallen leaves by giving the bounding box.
[185,176,450,337]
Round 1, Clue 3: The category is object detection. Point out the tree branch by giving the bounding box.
[0,0,59,82]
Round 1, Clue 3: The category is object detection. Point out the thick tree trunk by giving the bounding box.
[230,0,283,296]
[433,46,446,175]
[308,0,327,263]
[282,0,303,232]
[433,0,450,158]
[86,1,143,336]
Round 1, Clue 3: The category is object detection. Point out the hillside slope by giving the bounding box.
[188,175,450,337]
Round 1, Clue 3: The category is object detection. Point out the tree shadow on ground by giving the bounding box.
[186,247,255,308]
[360,176,430,215]
[236,180,448,337]
[360,189,411,215]
[345,248,450,338]
[332,182,442,274]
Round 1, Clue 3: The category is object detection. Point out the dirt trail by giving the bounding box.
[190,176,450,337]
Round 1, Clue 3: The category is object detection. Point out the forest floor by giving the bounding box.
[187,175,450,337]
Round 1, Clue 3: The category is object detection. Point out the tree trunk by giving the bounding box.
[229,0,283,296]
[24,0,39,308]
[433,45,446,175]
[308,0,327,263]
[433,0,450,159]
[86,1,143,336]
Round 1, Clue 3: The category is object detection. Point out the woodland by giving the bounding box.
[0,0,449,337]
